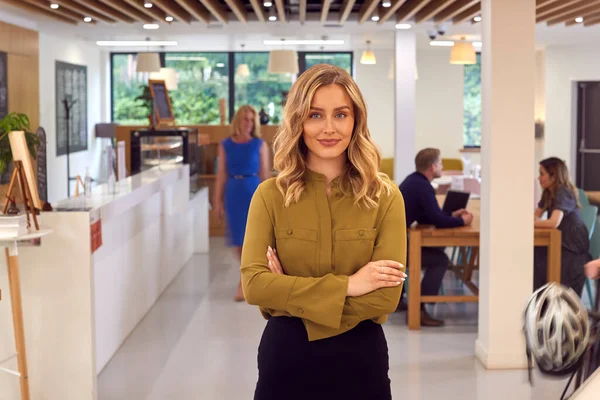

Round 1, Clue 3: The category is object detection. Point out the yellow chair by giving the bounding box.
[442,158,464,173]
[380,158,394,181]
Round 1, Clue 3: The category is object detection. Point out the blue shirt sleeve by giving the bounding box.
[419,184,465,228]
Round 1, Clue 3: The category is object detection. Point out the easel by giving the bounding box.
[0,131,48,400]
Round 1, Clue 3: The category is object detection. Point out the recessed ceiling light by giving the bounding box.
[96,40,178,46]
[371,15,380,22]
[268,15,277,21]
[165,16,174,22]
[264,1,273,6]
[144,2,153,8]
[50,3,59,9]
[216,63,225,67]
[382,0,392,7]
[395,23,411,29]
[575,16,584,23]
[263,39,344,45]
[430,40,455,47]
[474,16,482,22]
[84,17,92,23]
[143,23,159,30]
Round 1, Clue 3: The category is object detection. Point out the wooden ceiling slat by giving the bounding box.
[453,2,480,25]
[583,16,600,26]
[99,0,154,23]
[198,0,228,24]
[0,0,78,24]
[248,0,267,22]
[22,0,93,23]
[537,0,564,9]
[339,0,357,24]
[51,0,116,23]
[122,0,167,21]
[71,0,134,23]
[223,0,246,22]
[171,0,209,23]
[434,0,478,23]
[537,0,581,19]
[566,10,600,26]
[396,0,431,24]
[537,0,600,23]
[299,0,307,23]
[415,0,455,23]
[358,0,380,24]
[546,3,600,25]
[321,0,332,24]
[275,0,286,23]
[378,0,406,24]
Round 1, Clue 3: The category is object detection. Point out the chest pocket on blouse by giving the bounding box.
[333,228,377,275]
[274,228,318,277]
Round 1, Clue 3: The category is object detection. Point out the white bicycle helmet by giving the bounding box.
[524,282,590,375]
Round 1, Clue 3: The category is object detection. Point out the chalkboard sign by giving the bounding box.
[148,79,174,125]
[56,61,88,156]
[0,51,7,119]
[36,127,48,203]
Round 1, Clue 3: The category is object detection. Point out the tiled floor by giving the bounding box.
[98,238,572,400]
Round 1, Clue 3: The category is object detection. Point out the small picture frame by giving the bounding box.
[148,79,175,126]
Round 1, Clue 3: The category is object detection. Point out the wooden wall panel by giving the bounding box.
[7,53,40,129]
[0,21,39,57]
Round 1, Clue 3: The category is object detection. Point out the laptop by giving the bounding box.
[442,190,471,215]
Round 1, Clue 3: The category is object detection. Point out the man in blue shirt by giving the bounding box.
[399,148,473,326]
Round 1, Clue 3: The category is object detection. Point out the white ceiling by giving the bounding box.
[3,2,600,52]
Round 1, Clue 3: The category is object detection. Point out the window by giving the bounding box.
[111,51,353,125]
[164,52,229,124]
[234,52,293,125]
[111,54,148,125]
[463,52,481,147]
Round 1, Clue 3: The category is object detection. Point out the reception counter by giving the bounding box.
[0,164,209,400]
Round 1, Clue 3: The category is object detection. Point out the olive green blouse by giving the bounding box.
[240,169,407,341]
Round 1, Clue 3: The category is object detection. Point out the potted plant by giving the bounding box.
[134,84,154,127]
[0,112,40,183]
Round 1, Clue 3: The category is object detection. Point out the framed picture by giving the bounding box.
[148,79,174,126]
[56,61,87,156]
[0,51,7,119]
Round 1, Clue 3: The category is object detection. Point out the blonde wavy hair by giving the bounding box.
[231,105,260,138]
[273,64,394,209]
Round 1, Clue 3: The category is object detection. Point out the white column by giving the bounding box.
[476,0,536,369]
[394,31,417,182]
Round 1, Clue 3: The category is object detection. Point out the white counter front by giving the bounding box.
[0,165,209,400]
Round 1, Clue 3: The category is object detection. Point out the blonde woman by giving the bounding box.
[241,64,407,399]
[213,105,271,301]
[534,157,590,294]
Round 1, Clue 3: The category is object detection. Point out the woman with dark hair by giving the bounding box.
[534,157,590,294]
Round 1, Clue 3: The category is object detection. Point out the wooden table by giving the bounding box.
[407,197,562,330]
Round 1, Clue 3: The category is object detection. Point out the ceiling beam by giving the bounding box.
[537,0,564,9]
[377,0,405,24]
[0,0,78,24]
[434,0,478,23]
[537,0,581,19]
[299,0,307,23]
[71,0,134,23]
[415,0,455,23]
[99,0,154,23]
[51,0,116,23]
[358,0,380,24]
[537,0,600,23]
[122,0,168,21]
[566,10,600,26]
[248,0,267,22]
[22,0,93,23]
[224,0,247,23]
[583,15,600,26]
[171,0,209,23]
[396,0,431,23]
[321,0,332,24]
[453,3,480,25]
[274,0,286,23]
[198,0,228,24]
[339,0,356,24]
[546,3,600,25]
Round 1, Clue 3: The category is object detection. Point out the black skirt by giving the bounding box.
[254,316,392,400]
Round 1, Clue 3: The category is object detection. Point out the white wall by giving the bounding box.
[39,33,106,203]
[544,43,600,174]
[354,49,395,158]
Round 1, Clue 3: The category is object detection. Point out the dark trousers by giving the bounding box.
[401,246,449,303]
[254,317,391,400]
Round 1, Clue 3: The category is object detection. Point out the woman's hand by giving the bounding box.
[347,261,406,297]
[266,246,284,275]
[212,203,225,221]
[585,259,600,280]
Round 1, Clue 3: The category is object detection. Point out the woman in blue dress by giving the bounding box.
[213,105,271,301]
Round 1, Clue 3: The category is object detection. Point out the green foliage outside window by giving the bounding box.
[463,53,481,147]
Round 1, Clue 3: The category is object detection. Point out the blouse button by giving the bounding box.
[359,230,364,236]
[287,229,293,235]
[298,308,304,314]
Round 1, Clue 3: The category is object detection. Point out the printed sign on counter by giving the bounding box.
[90,209,102,254]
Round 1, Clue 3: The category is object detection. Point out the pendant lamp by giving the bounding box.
[450,38,476,65]
[136,52,161,72]
[268,49,299,74]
